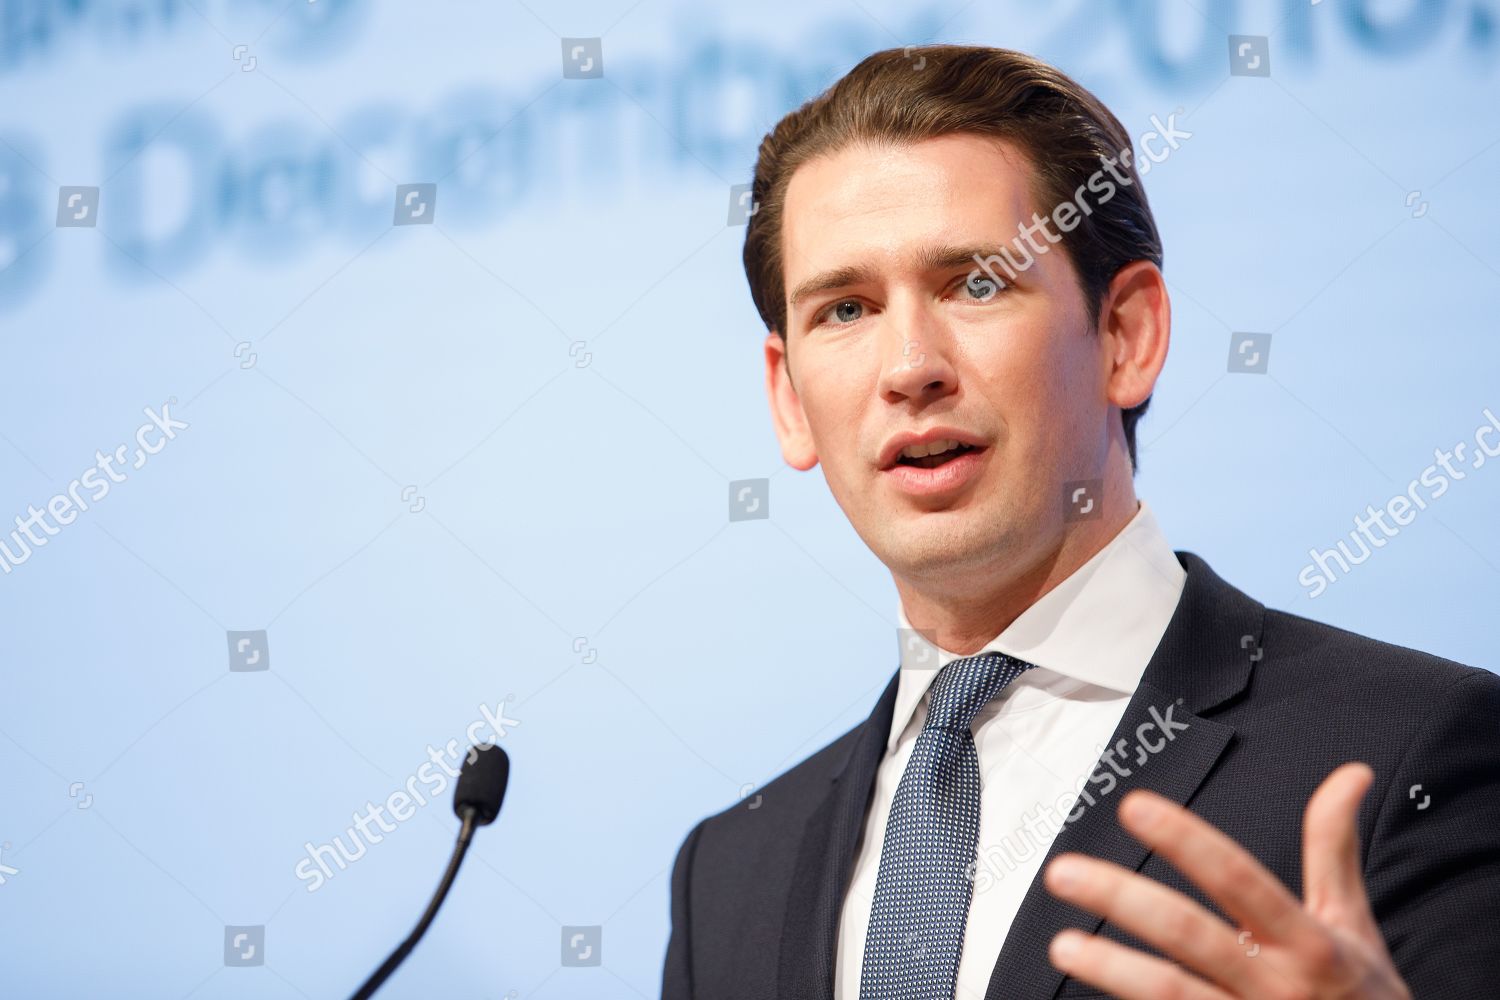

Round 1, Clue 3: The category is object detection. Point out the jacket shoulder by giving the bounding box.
[694,717,866,837]
[1261,605,1494,693]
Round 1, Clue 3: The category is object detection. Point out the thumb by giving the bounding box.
[1302,761,1378,932]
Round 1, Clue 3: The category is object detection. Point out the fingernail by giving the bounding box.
[1048,856,1081,890]
[1052,931,1082,962]
[1122,793,1159,826]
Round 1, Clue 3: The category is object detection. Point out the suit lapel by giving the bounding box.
[982,550,1265,999]
[978,685,1235,998]
[777,669,900,999]
[772,550,1264,1000]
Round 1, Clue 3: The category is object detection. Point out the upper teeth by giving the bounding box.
[900,438,965,459]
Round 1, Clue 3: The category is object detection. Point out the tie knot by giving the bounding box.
[923,651,1037,733]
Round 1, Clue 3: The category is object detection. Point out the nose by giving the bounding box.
[877,300,957,405]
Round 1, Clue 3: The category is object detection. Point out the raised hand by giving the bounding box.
[1042,762,1411,999]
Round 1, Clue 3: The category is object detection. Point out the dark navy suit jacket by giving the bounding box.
[660,551,1500,998]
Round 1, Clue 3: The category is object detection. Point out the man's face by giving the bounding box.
[766,133,1116,585]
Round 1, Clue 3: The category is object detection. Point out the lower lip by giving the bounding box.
[881,448,988,497]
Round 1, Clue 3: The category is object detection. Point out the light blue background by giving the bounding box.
[1,0,1497,996]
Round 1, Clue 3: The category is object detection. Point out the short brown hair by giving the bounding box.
[741,44,1162,472]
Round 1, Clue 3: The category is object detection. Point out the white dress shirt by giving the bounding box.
[833,498,1187,999]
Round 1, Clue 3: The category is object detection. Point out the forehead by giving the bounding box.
[781,133,1040,283]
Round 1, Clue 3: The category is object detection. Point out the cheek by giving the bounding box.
[970,325,1089,453]
[800,356,872,441]
[968,323,1062,408]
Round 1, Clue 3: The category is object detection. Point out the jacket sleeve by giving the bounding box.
[1364,666,1500,996]
[661,817,706,1000]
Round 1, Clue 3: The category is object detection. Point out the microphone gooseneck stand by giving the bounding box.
[345,742,509,1000]
[348,806,479,1000]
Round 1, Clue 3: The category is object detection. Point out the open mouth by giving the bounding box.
[895,443,981,470]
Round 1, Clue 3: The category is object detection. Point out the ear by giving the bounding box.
[1099,259,1170,412]
[764,331,819,471]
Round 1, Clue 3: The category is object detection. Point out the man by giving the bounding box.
[660,44,1500,999]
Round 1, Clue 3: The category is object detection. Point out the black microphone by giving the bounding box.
[348,743,510,1000]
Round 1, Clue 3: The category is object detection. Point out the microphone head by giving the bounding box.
[454,743,509,826]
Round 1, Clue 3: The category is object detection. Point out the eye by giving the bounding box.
[817,299,865,326]
[954,271,1003,301]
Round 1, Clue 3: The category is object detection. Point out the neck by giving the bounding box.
[896,496,1140,656]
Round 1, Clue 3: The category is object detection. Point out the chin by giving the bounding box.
[879,520,985,569]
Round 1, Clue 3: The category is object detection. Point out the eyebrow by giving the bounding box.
[786,243,1021,312]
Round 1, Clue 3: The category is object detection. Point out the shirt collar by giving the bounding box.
[889,498,1186,754]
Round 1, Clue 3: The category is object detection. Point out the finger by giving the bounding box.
[1302,761,1378,931]
[1044,852,1273,995]
[1048,928,1233,1000]
[1116,789,1313,944]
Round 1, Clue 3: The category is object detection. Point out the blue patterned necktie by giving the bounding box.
[858,651,1039,999]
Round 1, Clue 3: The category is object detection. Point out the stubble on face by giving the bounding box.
[777,135,1099,598]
